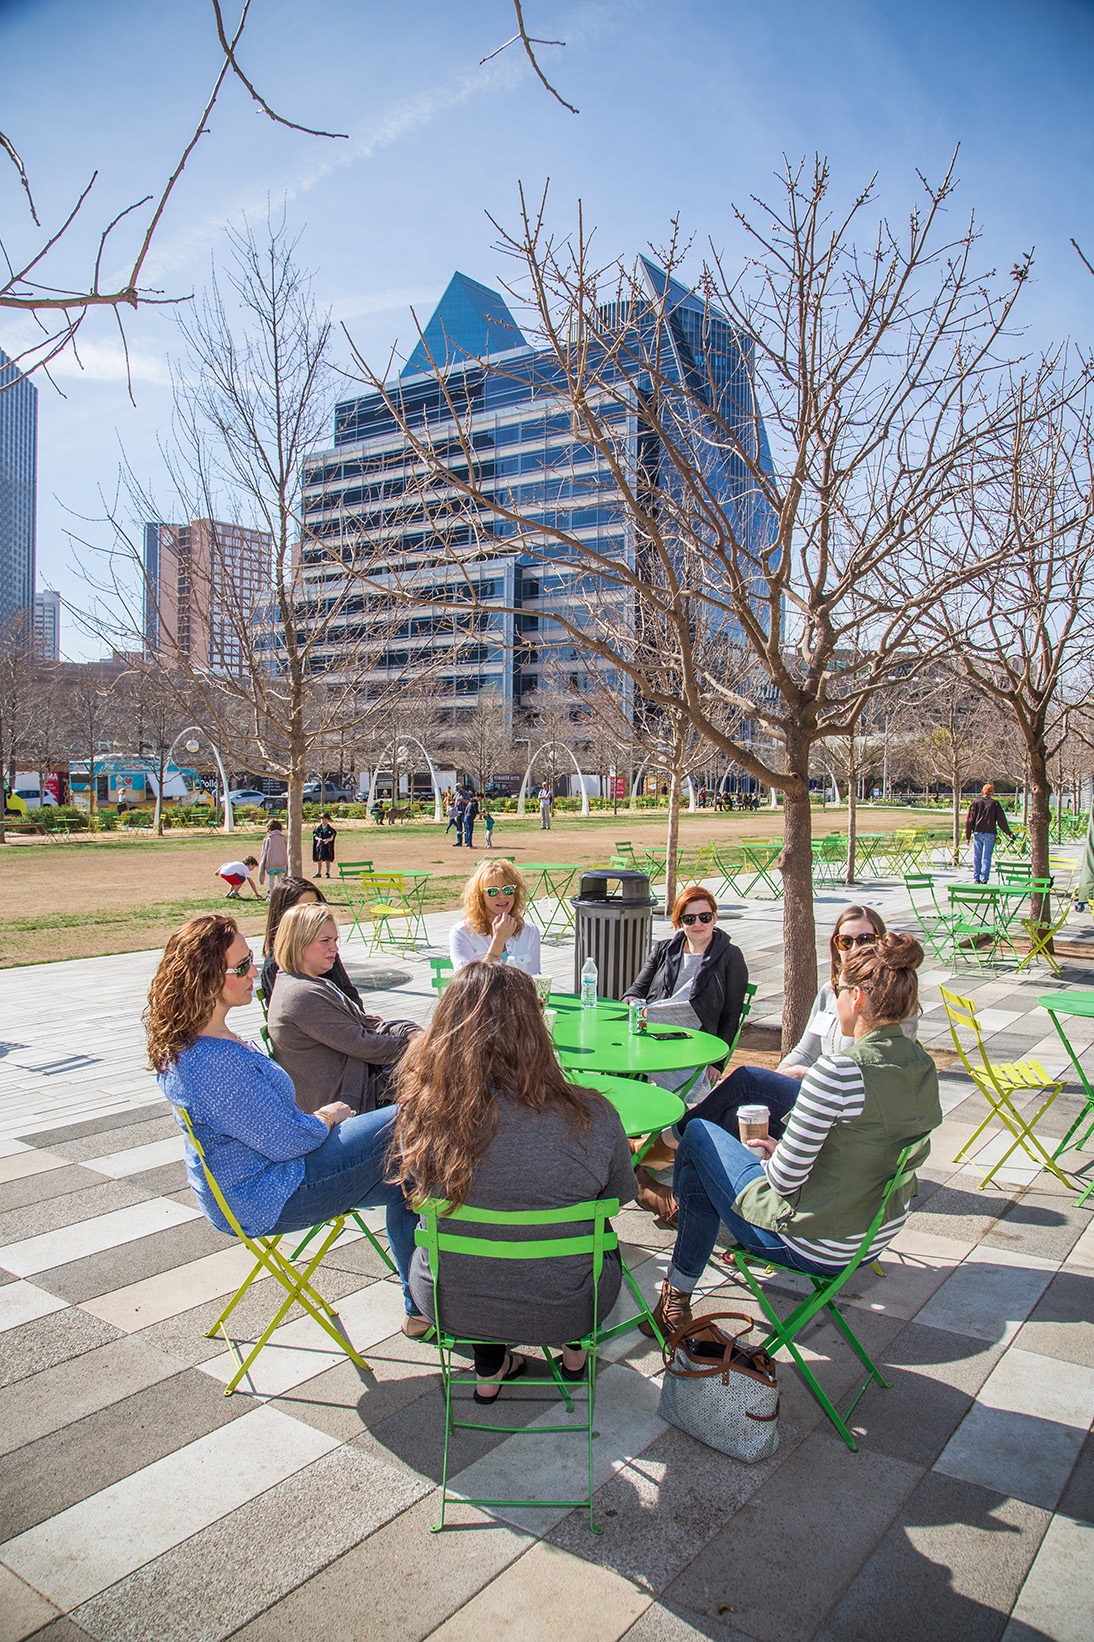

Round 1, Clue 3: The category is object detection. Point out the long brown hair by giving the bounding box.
[146,914,238,1074]
[389,962,601,1208]
[839,931,923,1025]
[829,904,887,987]
[263,876,325,954]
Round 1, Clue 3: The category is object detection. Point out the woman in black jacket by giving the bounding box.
[623,884,749,1221]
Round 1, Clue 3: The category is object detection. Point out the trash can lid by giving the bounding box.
[574,868,656,904]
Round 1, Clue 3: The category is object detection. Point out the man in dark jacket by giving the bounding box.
[452,790,468,847]
[463,791,479,850]
[965,783,1014,883]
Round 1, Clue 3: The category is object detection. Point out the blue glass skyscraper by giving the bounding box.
[299,262,775,713]
[0,349,38,643]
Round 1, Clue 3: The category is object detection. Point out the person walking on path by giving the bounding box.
[258,821,288,897]
[216,857,261,899]
[312,813,337,879]
[538,781,553,830]
[965,783,1014,883]
[462,790,479,850]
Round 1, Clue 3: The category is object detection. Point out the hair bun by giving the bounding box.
[877,931,923,971]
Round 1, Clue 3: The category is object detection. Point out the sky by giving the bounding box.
[1,0,1092,659]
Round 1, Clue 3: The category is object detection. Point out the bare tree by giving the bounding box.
[348,159,1033,1041]
[906,678,1003,863]
[58,663,122,820]
[444,689,515,795]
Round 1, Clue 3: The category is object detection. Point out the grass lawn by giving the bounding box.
[0,805,948,967]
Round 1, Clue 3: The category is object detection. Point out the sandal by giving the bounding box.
[473,1350,528,1404]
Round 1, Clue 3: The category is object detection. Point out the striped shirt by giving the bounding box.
[764,1053,909,1268]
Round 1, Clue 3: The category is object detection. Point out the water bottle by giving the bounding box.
[580,957,598,1008]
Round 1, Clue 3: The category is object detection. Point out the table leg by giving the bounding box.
[1045,1011,1094,1158]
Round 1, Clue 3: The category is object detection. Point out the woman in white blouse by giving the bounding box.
[449,861,542,975]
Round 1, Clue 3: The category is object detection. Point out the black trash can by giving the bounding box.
[572,869,656,1000]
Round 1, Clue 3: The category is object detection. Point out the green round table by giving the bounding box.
[566,1071,685,1139]
[550,1000,728,1091]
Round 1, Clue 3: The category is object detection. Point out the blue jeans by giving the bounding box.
[972,832,996,882]
[668,1119,840,1286]
[268,1110,419,1313]
[463,819,475,848]
[678,1064,802,1140]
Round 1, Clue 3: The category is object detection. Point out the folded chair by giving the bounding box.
[415,1196,660,1533]
[726,1136,932,1452]
[173,1106,371,1394]
[939,987,1071,1189]
[1016,890,1076,977]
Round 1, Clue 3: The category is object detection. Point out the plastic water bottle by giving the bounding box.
[580,957,598,1008]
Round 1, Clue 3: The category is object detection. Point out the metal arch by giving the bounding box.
[153,725,234,834]
[516,740,590,817]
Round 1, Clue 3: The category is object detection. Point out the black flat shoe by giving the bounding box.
[473,1351,527,1404]
[558,1350,590,1382]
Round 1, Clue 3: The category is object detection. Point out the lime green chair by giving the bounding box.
[429,957,454,993]
[415,1195,658,1533]
[173,1106,371,1395]
[727,1136,932,1451]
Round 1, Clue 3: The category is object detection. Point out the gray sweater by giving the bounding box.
[267,971,416,1114]
[409,1092,636,1345]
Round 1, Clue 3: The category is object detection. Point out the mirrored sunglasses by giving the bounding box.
[485,885,517,897]
[228,951,254,976]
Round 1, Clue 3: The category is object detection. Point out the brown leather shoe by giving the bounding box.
[634,1165,677,1221]
[639,1279,694,1339]
[639,1135,678,1171]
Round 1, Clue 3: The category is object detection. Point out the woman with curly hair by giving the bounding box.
[448,860,542,974]
[148,913,428,1338]
[641,932,941,1341]
[390,962,635,1402]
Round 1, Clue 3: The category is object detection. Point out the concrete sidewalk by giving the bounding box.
[0,865,1092,1641]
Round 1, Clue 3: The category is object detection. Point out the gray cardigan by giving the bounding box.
[267,971,416,1114]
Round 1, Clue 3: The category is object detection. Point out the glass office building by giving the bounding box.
[299,262,775,716]
[0,349,38,643]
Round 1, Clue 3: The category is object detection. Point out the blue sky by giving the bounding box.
[1,0,1092,657]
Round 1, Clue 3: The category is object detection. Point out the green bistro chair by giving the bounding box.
[903,874,952,963]
[726,982,758,1059]
[415,1195,656,1534]
[429,956,454,993]
[727,1136,933,1452]
[337,860,376,945]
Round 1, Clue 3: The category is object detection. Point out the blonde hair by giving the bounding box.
[460,860,528,936]
[274,903,337,975]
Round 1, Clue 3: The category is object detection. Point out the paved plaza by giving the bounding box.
[1,861,1093,1642]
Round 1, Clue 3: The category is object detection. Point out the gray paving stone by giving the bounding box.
[0,1335,186,1459]
[852,1321,1008,1467]
[31,1216,232,1304]
[1058,1433,1094,1526]
[620,1601,753,1642]
[907,1177,1014,1244]
[661,1431,923,1642]
[0,1564,62,1642]
[19,1623,98,1642]
[72,1445,430,1642]
[0,1366,246,1537]
[224,1492,531,1642]
[0,1179,158,1247]
[0,1165,107,1215]
[914,1253,1056,1346]
[270,1329,444,1443]
[15,1106,162,1150]
[814,1472,1049,1642]
[0,1308,123,1391]
[124,1161,189,1197]
[1014,1268,1094,1368]
[984,1194,1093,1263]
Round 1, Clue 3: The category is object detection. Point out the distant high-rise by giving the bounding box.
[143,518,271,673]
[33,589,60,662]
[0,348,38,642]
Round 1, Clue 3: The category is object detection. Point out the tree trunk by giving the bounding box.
[664,761,682,911]
[156,746,168,836]
[779,725,818,1052]
[1028,741,1053,935]
[288,723,307,879]
[951,750,962,866]
[844,727,858,885]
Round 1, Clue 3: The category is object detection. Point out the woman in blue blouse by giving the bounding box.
[147,913,427,1337]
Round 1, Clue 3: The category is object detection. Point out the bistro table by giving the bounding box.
[738,839,784,899]
[550,994,728,1100]
[566,1070,685,1145]
[1037,989,1094,1205]
[522,861,579,939]
[946,883,1033,964]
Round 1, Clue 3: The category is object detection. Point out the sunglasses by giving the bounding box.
[485,885,517,898]
[834,931,877,951]
[680,911,714,925]
[228,951,255,977]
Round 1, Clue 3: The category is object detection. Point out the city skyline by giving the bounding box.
[1,0,1091,659]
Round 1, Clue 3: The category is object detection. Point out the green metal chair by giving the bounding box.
[726,1136,932,1452]
[903,874,952,962]
[726,982,758,1058]
[173,1106,371,1395]
[429,956,454,993]
[337,860,376,944]
[415,1195,658,1533]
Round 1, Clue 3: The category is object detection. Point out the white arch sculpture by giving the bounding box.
[151,726,233,834]
[516,741,590,817]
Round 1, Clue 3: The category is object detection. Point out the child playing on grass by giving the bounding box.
[216,857,261,899]
[483,807,495,848]
[258,821,288,896]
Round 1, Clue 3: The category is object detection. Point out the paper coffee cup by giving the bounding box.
[534,975,553,1003]
[543,1008,558,1037]
[738,1104,770,1144]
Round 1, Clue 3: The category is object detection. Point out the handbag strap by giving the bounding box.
[661,1310,755,1367]
[662,1311,776,1383]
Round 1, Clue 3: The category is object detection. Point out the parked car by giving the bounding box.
[301,782,354,804]
[226,789,271,806]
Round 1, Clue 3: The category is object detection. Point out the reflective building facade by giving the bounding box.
[0,349,38,642]
[299,263,775,715]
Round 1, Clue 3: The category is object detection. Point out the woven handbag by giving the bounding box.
[658,1312,779,1463]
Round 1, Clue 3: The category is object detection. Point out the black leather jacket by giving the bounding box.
[624,927,749,1063]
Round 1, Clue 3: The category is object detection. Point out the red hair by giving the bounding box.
[671,885,717,927]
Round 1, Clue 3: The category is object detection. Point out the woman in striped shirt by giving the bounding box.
[642,932,941,1340]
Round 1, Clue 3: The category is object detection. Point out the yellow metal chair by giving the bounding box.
[173,1107,370,1394]
[1017,890,1077,976]
[939,987,1071,1190]
[360,872,418,956]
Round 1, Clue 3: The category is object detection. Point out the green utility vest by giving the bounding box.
[732,1025,942,1238]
